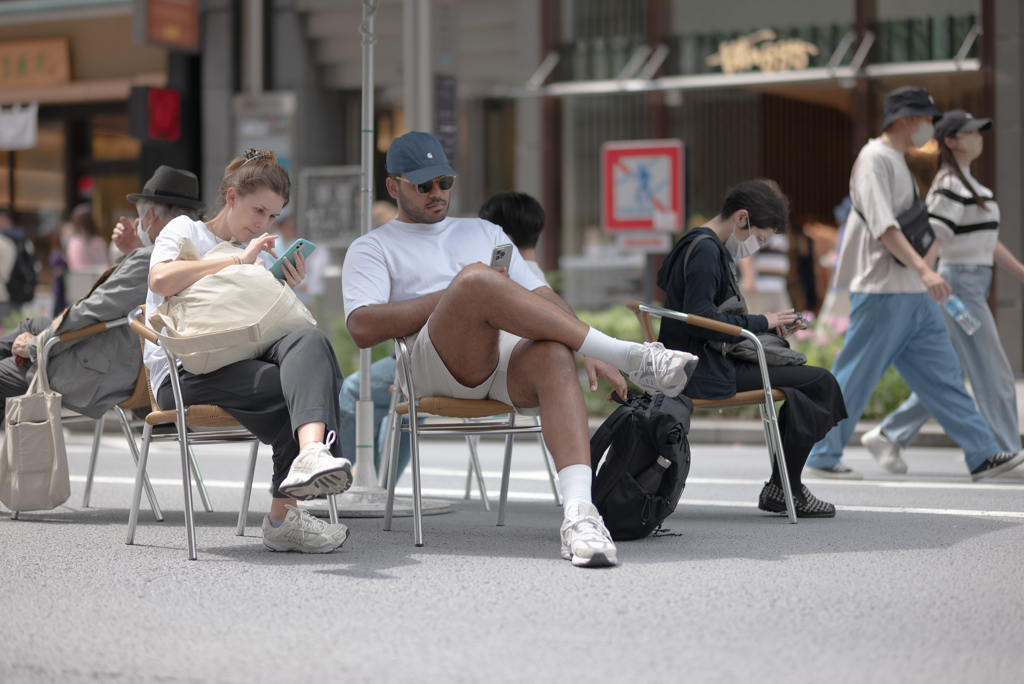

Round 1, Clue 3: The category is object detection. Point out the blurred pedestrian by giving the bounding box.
[0,210,19,321]
[864,110,1024,471]
[738,232,791,313]
[48,221,73,316]
[270,203,328,308]
[806,87,1021,482]
[479,190,550,286]
[66,203,110,272]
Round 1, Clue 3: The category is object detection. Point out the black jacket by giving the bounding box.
[656,228,769,399]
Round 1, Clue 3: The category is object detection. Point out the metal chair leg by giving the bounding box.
[82,414,105,507]
[761,404,797,524]
[114,407,162,522]
[383,408,402,531]
[237,440,259,536]
[328,494,339,525]
[126,424,154,545]
[497,414,516,526]
[408,405,424,547]
[187,446,213,513]
[11,510,18,520]
[464,430,490,511]
[378,386,401,488]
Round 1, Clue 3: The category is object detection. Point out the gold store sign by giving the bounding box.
[706,29,819,75]
[0,39,71,90]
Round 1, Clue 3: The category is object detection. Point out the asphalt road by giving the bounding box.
[2,429,1022,684]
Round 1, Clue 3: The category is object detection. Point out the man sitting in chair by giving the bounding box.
[0,166,203,420]
[342,132,699,568]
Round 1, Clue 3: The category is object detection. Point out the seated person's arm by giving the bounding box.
[150,234,276,297]
[347,291,445,349]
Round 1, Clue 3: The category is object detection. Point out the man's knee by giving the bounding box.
[449,262,506,296]
[524,341,577,381]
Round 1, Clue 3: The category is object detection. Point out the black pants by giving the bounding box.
[157,328,344,498]
[733,361,847,490]
[0,316,53,420]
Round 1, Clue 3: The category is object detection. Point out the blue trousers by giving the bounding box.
[807,292,1000,472]
[879,266,1021,453]
[338,356,411,480]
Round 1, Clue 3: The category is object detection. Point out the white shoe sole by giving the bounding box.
[971,451,1024,481]
[805,466,863,480]
[279,459,353,500]
[262,529,349,554]
[660,355,699,398]
[861,430,908,474]
[560,545,618,567]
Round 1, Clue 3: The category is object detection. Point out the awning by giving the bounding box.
[0,72,166,107]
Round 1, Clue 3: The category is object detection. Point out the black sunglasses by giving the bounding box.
[397,175,456,194]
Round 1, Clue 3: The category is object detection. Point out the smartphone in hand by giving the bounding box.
[780,312,809,337]
[490,243,513,269]
[268,239,317,280]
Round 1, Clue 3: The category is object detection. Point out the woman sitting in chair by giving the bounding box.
[144,148,352,553]
[656,180,846,517]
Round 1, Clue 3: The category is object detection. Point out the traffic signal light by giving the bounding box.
[129,86,181,143]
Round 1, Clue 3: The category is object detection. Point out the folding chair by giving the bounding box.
[123,306,340,560]
[383,336,545,546]
[376,385,562,511]
[626,300,797,523]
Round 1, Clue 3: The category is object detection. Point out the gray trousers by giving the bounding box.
[156,327,344,498]
[0,316,52,420]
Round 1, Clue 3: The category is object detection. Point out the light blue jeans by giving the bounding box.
[338,356,411,479]
[880,265,1021,453]
[807,292,1000,472]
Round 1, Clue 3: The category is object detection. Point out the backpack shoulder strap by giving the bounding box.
[681,234,715,278]
[590,403,633,463]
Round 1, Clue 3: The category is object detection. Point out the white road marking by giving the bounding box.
[681,499,1024,519]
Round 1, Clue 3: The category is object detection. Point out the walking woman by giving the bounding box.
[863,110,1024,472]
[144,148,352,553]
[657,180,847,517]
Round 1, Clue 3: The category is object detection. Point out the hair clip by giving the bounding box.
[242,149,269,166]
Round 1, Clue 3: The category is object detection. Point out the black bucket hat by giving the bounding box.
[126,165,206,210]
[882,86,942,131]
[934,109,992,141]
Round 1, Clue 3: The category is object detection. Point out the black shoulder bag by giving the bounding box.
[853,168,934,267]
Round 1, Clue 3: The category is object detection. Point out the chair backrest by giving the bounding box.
[125,307,162,415]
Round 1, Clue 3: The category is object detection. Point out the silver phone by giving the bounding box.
[490,243,513,269]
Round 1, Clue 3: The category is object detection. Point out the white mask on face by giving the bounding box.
[955,133,983,161]
[725,216,761,259]
[136,210,154,248]
[911,120,935,148]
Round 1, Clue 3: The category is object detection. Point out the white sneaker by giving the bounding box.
[560,502,617,567]
[262,504,349,553]
[279,431,352,500]
[861,426,908,474]
[626,342,699,398]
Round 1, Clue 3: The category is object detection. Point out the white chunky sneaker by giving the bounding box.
[560,502,617,568]
[861,426,908,474]
[279,431,352,500]
[262,504,349,553]
[626,342,699,398]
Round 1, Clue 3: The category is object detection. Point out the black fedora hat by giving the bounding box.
[126,166,206,210]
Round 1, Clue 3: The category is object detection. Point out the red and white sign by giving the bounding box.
[601,139,684,233]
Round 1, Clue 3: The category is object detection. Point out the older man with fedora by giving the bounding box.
[0,166,204,419]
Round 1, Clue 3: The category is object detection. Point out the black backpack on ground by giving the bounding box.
[591,391,693,541]
[3,228,36,305]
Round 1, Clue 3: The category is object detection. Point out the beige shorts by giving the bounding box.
[397,324,540,417]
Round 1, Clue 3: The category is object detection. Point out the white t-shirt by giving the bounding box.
[833,138,926,294]
[144,216,273,396]
[928,167,1000,267]
[526,260,550,288]
[342,216,546,327]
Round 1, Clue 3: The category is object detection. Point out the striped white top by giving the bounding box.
[928,166,1000,267]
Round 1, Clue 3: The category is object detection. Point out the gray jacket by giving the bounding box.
[28,247,153,418]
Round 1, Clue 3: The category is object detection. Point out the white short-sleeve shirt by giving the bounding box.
[341,216,547,327]
[144,216,273,396]
[833,138,927,294]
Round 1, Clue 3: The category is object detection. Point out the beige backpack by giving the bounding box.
[148,238,316,374]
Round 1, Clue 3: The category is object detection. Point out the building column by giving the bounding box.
[200,0,237,206]
[993,0,1024,372]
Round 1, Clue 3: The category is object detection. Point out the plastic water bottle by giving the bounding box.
[942,295,980,336]
[635,456,672,494]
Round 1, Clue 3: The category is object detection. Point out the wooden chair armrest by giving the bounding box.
[129,318,158,344]
[684,313,743,338]
[57,320,110,343]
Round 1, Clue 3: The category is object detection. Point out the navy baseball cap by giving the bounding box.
[934,109,992,141]
[385,131,457,185]
[882,86,942,131]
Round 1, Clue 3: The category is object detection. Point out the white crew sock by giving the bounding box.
[576,328,639,373]
[557,464,593,517]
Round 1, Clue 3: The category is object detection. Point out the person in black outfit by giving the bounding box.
[657,180,847,517]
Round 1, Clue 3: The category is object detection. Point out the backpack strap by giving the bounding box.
[682,233,742,305]
[590,402,633,465]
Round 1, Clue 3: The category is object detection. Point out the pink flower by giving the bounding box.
[832,316,849,334]
[795,328,813,341]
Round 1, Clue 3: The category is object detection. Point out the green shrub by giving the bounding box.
[331,315,393,379]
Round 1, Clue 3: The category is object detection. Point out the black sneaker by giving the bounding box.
[758,481,836,518]
[970,451,1024,482]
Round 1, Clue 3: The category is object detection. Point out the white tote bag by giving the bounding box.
[0,335,70,512]
[148,238,316,375]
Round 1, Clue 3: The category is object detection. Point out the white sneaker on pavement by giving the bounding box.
[805,462,863,480]
[262,504,349,553]
[279,431,352,500]
[861,426,908,474]
[626,342,699,398]
[560,502,617,568]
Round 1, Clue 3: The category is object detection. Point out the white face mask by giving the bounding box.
[954,133,983,161]
[725,216,761,259]
[911,120,934,148]
[136,210,154,248]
